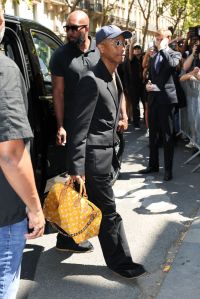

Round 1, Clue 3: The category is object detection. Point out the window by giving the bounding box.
[2,27,30,89]
[31,31,60,82]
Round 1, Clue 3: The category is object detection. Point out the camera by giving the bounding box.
[169,41,177,51]
[189,26,200,38]
[196,45,200,54]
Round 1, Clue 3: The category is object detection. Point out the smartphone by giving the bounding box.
[148,41,156,52]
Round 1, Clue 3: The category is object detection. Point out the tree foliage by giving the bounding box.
[137,0,154,50]
[100,0,119,26]
[126,0,135,29]
[162,0,200,34]
[63,0,82,12]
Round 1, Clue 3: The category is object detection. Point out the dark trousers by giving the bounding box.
[85,173,134,270]
[129,87,144,126]
[148,100,175,171]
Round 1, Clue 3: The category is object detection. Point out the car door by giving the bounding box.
[4,16,66,197]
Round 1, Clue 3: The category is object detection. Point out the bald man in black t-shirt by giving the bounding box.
[49,10,100,253]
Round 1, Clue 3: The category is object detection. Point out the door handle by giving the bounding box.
[39,95,53,102]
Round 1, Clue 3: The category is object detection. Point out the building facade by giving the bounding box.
[4,0,172,48]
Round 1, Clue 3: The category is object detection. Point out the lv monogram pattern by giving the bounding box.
[43,182,102,244]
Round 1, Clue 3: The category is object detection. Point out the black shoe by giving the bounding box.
[111,263,148,279]
[163,171,173,181]
[139,166,159,174]
[56,234,94,253]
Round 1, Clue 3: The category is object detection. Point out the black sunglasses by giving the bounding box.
[63,25,87,32]
[113,40,128,47]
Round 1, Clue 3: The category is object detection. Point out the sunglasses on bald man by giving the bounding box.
[63,24,87,32]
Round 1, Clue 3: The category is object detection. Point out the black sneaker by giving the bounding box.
[138,166,159,174]
[56,233,94,253]
[111,263,148,279]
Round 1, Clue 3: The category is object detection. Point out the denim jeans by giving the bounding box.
[0,218,27,299]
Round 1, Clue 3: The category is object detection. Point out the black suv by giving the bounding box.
[3,15,66,197]
[2,15,123,198]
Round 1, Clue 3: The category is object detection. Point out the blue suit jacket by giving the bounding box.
[148,48,182,105]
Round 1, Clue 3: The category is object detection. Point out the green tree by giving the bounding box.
[155,0,165,30]
[63,0,82,12]
[126,0,135,29]
[162,0,200,35]
[137,0,154,50]
[100,0,119,26]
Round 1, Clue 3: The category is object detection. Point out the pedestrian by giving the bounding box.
[67,25,147,279]
[49,10,128,253]
[139,29,182,181]
[142,43,157,136]
[0,7,45,299]
[129,44,145,130]
[117,45,133,120]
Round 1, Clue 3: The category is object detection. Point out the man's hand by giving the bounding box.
[191,67,200,80]
[70,175,85,183]
[146,80,154,92]
[117,118,128,132]
[158,37,168,51]
[57,126,67,146]
[25,208,45,239]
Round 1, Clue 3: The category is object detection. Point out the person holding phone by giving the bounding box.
[139,29,182,181]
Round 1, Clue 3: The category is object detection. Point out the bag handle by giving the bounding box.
[65,176,87,197]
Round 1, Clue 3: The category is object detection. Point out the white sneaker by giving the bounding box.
[144,129,149,138]
[185,141,195,149]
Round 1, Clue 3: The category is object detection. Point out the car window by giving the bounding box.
[2,26,30,91]
[31,31,60,82]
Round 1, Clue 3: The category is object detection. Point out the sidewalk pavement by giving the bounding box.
[156,207,200,299]
[17,125,200,299]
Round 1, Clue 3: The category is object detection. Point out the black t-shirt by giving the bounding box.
[49,38,100,131]
[0,54,33,227]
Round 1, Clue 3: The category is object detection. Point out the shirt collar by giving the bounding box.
[87,36,96,52]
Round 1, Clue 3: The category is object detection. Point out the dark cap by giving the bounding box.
[96,25,132,45]
[133,44,142,50]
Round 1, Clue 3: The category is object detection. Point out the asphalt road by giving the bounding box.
[17,124,200,299]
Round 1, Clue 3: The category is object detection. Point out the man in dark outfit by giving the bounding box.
[50,11,128,253]
[0,7,45,299]
[67,25,147,279]
[139,29,182,181]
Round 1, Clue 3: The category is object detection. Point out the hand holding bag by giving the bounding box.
[43,177,102,244]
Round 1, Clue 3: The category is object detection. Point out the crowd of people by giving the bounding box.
[1,3,200,298]
[118,26,200,131]
[118,27,200,181]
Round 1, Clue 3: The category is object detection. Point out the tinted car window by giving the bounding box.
[31,30,59,82]
[1,26,30,90]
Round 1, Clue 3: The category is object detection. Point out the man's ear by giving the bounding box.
[97,43,105,54]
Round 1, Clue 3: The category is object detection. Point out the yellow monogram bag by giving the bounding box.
[43,177,102,244]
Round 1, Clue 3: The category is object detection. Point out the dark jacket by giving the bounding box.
[68,59,123,175]
[148,48,182,105]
